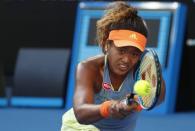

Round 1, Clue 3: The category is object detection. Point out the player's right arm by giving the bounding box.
[73,62,103,124]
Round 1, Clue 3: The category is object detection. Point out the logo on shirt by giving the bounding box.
[102,83,111,90]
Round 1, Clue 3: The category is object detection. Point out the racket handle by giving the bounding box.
[126,94,135,105]
[121,94,138,105]
[126,94,143,112]
[121,94,134,105]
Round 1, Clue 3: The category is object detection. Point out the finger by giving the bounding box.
[110,101,127,119]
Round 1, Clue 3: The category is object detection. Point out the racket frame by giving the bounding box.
[133,49,162,110]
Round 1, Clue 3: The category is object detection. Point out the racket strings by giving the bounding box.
[139,53,157,108]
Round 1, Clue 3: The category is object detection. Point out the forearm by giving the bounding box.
[73,100,139,125]
[73,104,102,124]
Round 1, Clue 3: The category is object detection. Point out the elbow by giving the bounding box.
[76,116,91,125]
[75,115,87,125]
[74,108,90,125]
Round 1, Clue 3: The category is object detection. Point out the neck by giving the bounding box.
[109,70,127,91]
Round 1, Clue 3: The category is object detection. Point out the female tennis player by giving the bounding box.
[61,1,165,131]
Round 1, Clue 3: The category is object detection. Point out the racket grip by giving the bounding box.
[126,94,143,112]
[121,94,134,105]
[126,94,135,105]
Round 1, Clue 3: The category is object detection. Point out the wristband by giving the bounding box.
[100,101,112,118]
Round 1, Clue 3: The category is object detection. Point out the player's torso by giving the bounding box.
[82,55,139,130]
[85,55,132,94]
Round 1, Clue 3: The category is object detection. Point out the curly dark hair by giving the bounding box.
[96,1,148,53]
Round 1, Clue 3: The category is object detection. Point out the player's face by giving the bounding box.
[107,43,142,76]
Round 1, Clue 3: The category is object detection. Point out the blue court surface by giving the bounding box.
[0,108,194,131]
[135,112,195,131]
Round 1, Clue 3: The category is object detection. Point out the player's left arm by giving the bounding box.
[157,75,166,105]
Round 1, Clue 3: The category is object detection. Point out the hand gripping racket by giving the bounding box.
[126,49,162,110]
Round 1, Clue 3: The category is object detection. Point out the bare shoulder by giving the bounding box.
[77,55,104,74]
[75,55,104,93]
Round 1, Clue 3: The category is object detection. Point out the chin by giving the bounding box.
[116,69,129,76]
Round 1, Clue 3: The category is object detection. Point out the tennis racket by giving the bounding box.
[126,48,162,110]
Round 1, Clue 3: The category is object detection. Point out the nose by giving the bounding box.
[121,54,130,64]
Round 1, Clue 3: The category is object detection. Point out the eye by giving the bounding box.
[132,52,138,57]
[130,52,141,58]
[118,48,127,54]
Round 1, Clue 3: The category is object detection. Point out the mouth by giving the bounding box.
[118,64,129,72]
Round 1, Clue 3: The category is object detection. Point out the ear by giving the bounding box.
[103,40,111,54]
[105,44,108,52]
